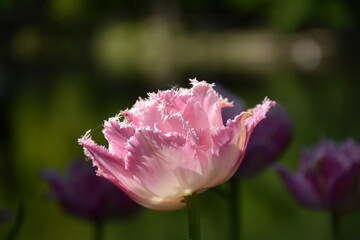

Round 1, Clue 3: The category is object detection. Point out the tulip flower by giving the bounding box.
[79,79,275,210]
[277,139,360,212]
[277,139,360,239]
[79,79,275,240]
[42,160,140,221]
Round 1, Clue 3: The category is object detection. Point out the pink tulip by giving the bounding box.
[79,79,275,210]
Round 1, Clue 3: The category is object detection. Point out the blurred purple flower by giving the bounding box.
[215,84,293,178]
[42,159,141,221]
[0,207,12,224]
[277,139,360,213]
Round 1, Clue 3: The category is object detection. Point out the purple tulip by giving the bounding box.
[42,159,141,221]
[215,85,293,178]
[277,139,360,213]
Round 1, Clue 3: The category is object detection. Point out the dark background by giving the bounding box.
[1,0,360,239]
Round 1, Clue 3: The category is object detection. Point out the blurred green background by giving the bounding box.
[1,0,360,239]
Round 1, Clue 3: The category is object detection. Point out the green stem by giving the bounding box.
[331,212,341,240]
[7,202,24,240]
[230,179,240,240]
[185,192,201,240]
[93,220,104,240]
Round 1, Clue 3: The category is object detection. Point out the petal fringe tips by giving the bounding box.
[78,79,276,210]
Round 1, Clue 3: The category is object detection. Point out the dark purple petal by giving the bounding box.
[42,159,141,221]
[321,153,348,187]
[276,165,321,209]
[41,170,71,203]
[327,162,360,211]
[300,140,349,171]
[340,140,360,163]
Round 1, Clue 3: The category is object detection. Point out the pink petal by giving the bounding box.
[155,89,192,115]
[78,132,165,209]
[79,131,128,183]
[181,99,210,133]
[244,97,277,130]
[156,113,196,139]
[103,117,136,156]
[204,97,276,188]
[122,98,161,128]
[155,87,212,134]
[123,90,198,140]
[124,129,207,202]
[203,114,247,187]
[191,79,232,129]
